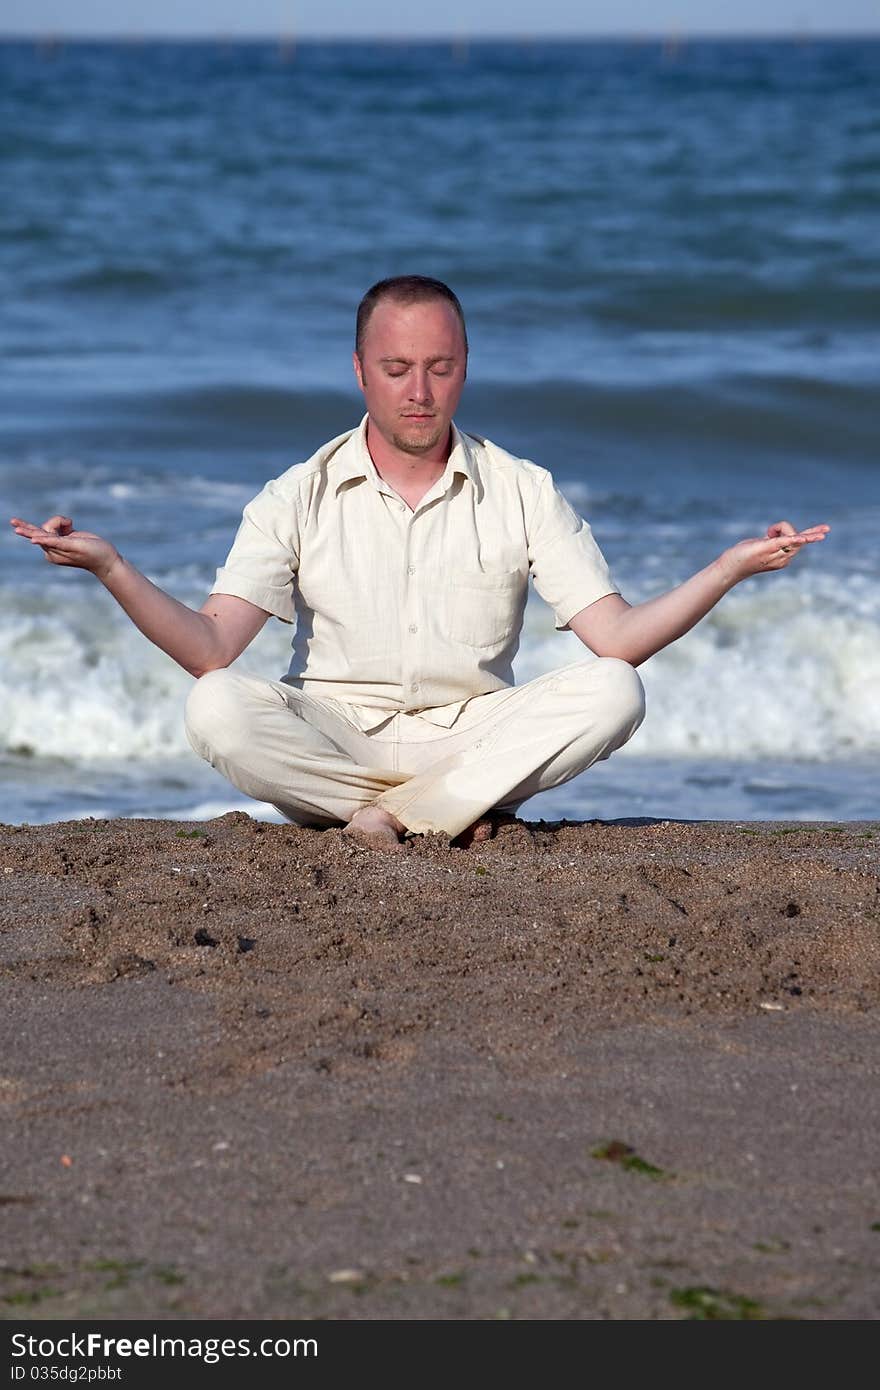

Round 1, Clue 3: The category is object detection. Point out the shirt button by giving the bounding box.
[410,682,419,692]
[408,623,418,633]
[407,565,416,575]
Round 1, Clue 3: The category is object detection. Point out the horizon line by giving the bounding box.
[2,29,880,42]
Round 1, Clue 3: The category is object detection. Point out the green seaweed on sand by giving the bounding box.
[2,1286,62,1305]
[82,1257,145,1290]
[670,1285,768,1320]
[591,1140,670,1179]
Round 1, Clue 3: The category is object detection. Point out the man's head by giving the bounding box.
[353,276,468,461]
[355,275,468,361]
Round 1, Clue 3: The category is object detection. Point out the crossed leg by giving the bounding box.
[185,658,645,848]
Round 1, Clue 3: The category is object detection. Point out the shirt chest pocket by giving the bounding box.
[445,570,524,649]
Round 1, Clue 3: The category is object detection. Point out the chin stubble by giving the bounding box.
[391,424,445,455]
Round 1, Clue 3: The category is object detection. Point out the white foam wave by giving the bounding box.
[0,571,877,766]
[1,455,254,509]
[0,583,291,762]
[516,571,880,759]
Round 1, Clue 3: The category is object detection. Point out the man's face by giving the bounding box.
[353,297,467,459]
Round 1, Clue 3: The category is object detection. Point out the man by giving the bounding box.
[11,276,828,849]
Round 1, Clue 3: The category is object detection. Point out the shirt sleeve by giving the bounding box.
[210,479,299,624]
[527,471,619,630]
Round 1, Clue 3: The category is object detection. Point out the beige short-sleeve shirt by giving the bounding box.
[211,417,618,730]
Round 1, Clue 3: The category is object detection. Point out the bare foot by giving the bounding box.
[453,811,517,849]
[343,807,406,851]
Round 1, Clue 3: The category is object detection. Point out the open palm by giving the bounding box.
[9,514,120,579]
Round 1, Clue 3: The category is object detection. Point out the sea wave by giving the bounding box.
[1,568,877,766]
[3,372,876,475]
[58,264,171,294]
[518,571,880,760]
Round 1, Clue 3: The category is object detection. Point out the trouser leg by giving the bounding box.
[375,657,645,839]
[184,670,406,827]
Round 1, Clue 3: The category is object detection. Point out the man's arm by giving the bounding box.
[9,513,269,676]
[569,520,830,666]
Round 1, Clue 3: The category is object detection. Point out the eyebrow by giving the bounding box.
[379,355,457,366]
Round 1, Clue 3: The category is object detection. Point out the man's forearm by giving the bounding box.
[10,513,264,675]
[572,521,828,666]
[612,560,734,664]
[100,554,223,676]
[574,559,735,666]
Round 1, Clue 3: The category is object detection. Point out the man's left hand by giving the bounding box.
[718,519,830,585]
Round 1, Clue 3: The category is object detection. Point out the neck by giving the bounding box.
[365,419,453,484]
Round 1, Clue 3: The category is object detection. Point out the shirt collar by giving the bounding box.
[334,415,477,493]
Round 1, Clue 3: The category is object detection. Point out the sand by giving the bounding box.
[1,813,878,1321]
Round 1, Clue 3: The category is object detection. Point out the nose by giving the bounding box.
[408,369,434,405]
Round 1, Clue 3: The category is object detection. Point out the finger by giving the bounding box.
[782,529,829,547]
[40,514,73,537]
[29,533,77,549]
[9,517,43,537]
[16,525,61,543]
[766,528,831,549]
[761,534,807,551]
[11,518,66,538]
[32,541,80,562]
[749,535,806,564]
[766,522,831,542]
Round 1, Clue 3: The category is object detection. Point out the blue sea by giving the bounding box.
[1,38,878,825]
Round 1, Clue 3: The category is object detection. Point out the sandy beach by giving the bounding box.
[1,813,878,1322]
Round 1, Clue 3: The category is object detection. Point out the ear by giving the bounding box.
[352,351,366,393]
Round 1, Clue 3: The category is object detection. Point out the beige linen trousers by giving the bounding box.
[184,655,645,839]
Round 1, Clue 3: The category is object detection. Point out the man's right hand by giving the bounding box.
[9,514,121,582]
[10,511,270,677]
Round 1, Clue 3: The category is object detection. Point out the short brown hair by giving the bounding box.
[355,275,468,358]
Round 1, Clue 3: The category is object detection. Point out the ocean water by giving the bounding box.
[1,38,878,825]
